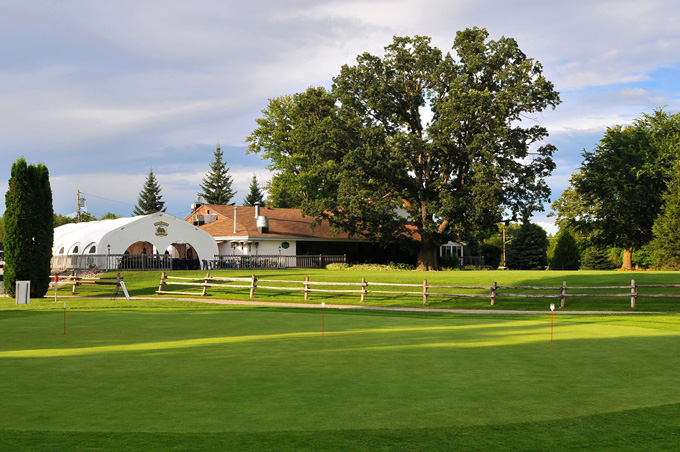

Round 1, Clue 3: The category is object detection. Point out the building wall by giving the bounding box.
[217,239,297,256]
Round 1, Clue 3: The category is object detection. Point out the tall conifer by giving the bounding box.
[199,144,235,205]
[133,168,166,215]
[243,175,266,206]
[3,158,54,297]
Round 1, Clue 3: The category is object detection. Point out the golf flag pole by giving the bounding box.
[321,302,325,336]
[550,303,555,342]
[63,302,66,335]
[54,275,58,303]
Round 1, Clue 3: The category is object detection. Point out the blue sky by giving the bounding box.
[1,0,679,234]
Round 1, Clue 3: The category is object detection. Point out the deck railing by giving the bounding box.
[51,254,346,271]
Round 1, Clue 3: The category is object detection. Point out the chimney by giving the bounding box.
[233,206,237,234]
[257,215,269,233]
[254,203,260,218]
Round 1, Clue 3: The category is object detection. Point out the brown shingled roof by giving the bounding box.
[186,205,355,241]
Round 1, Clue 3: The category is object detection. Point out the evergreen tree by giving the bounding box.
[243,175,266,206]
[133,168,166,215]
[549,229,581,270]
[580,246,619,270]
[506,222,549,270]
[199,144,235,204]
[3,158,54,297]
[650,166,680,269]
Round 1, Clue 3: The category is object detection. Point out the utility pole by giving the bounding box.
[76,190,86,222]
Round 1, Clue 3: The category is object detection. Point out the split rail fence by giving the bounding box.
[156,273,680,308]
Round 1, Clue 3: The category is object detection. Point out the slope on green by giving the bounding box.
[1,309,680,450]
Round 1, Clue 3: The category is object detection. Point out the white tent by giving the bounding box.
[53,212,218,265]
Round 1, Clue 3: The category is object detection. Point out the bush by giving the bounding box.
[549,230,580,270]
[480,244,502,269]
[439,253,460,270]
[326,263,351,270]
[580,247,618,270]
[506,222,549,270]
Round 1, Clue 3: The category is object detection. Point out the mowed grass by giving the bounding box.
[17,268,680,312]
[1,308,680,450]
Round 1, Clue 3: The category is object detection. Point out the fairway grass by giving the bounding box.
[22,268,680,312]
[1,308,680,450]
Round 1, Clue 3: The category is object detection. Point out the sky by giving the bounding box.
[1,0,679,234]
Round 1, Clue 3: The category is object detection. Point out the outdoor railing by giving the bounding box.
[210,254,346,270]
[52,253,346,272]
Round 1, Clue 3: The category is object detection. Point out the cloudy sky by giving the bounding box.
[1,0,679,233]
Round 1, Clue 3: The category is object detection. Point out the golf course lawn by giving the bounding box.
[1,308,680,451]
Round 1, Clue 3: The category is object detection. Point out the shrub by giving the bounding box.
[506,222,549,270]
[549,230,580,270]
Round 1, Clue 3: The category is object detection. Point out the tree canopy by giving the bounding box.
[3,158,54,297]
[133,168,166,215]
[551,109,680,270]
[243,175,266,207]
[506,222,549,270]
[199,144,235,205]
[248,29,560,269]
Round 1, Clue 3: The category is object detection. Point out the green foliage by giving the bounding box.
[439,253,460,269]
[580,246,619,270]
[243,175,266,207]
[133,168,166,215]
[3,158,54,297]
[549,229,580,270]
[649,166,680,269]
[552,109,680,269]
[479,243,502,269]
[101,212,121,220]
[199,144,235,205]
[248,29,560,270]
[506,222,548,270]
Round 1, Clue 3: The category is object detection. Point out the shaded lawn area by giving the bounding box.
[1,308,679,450]
[9,269,680,312]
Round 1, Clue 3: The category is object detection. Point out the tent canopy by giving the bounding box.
[53,212,218,261]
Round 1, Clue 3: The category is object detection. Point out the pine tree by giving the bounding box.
[199,144,235,205]
[133,168,166,215]
[506,222,549,270]
[549,229,581,270]
[3,158,54,297]
[243,175,266,206]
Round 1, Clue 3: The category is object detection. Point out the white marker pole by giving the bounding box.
[63,302,67,335]
[550,303,555,342]
[321,302,325,336]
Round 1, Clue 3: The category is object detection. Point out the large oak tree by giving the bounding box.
[248,28,560,269]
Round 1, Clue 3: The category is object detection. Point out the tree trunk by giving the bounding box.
[621,248,633,271]
[416,246,439,271]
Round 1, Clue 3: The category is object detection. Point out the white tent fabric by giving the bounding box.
[53,212,218,261]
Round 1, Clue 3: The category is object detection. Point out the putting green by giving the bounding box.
[1,309,679,435]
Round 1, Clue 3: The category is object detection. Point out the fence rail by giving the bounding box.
[52,254,346,272]
[155,275,680,308]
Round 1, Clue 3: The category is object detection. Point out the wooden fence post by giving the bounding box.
[201,272,210,296]
[560,281,566,308]
[490,281,497,306]
[631,279,637,308]
[303,276,310,301]
[115,272,122,296]
[422,279,428,306]
[360,277,367,302]
[157,272,166,293]
[250,275,257,298]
